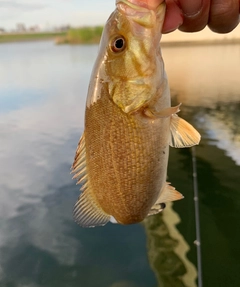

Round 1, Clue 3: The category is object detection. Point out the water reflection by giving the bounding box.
[164,44,240,165]
[143,203,197,287]
[0,42,156,287]
[163,44,240,107]
[0,41,240,286]
[201,102,240,165]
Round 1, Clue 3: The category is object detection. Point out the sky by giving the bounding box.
[0,0,116,31]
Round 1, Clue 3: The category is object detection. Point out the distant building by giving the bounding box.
[0,28,5,34]
[55,25,71,32]
[16,23,26,33]
[29,25,40,32]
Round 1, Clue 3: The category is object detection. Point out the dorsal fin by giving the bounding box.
[71,133,110,227]
[72,132,86,174]
[73,191,110,228]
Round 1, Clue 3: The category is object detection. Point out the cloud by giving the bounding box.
[0,1,46,11]
[0,0,116,30]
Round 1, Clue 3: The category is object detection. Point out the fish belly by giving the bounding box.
[85,92,170,224]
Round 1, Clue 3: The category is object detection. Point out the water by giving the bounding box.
[0,40,240,287]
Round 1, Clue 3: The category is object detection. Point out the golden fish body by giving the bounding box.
[72,0,200,227]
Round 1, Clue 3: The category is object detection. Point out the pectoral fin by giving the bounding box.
[144,104,181,118]
[170,114,201,148]
[71,132,110,227]
[148,183,183,217]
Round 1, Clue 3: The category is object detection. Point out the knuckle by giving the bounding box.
[208,0,239,33]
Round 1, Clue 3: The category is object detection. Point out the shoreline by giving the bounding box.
[161,38,240,47]
[1,31,240,46]
[0,32,66,44]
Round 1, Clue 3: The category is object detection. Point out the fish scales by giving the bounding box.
[85,86,169,224]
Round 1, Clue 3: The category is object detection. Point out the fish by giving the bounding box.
[71,0,201,227]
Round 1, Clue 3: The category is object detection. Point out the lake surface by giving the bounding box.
[0,40,240,287]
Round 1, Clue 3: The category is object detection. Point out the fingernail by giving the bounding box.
[179,0,203,17]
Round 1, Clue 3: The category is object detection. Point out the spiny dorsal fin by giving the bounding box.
[170,114,201,148]
[71,132,110,227]
[73,191,110,228]
[71,132,86,176]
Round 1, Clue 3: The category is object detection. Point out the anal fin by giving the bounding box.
[148,203,166,216]
[148,183,183,217]
[157,182,184,203]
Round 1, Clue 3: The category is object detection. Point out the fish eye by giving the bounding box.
[160,203,166,210]
[110,36,126,53]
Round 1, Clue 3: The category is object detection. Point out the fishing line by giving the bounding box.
[191,146,203,287]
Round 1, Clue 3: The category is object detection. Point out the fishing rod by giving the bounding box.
[191,146,203,287]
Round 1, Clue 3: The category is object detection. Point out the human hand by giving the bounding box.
[136,0,240,33]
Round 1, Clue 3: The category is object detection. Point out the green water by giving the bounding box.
[0,41,239,287]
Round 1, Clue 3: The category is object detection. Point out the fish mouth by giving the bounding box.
[116,0,155,28]
[116,0,165,28]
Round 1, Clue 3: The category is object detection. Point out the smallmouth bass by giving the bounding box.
[72,0,200,227]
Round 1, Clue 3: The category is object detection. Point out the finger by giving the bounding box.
[129,0,183,33]
[162,0,183,33]
[178,0,211,32]
[208,0,240,33]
